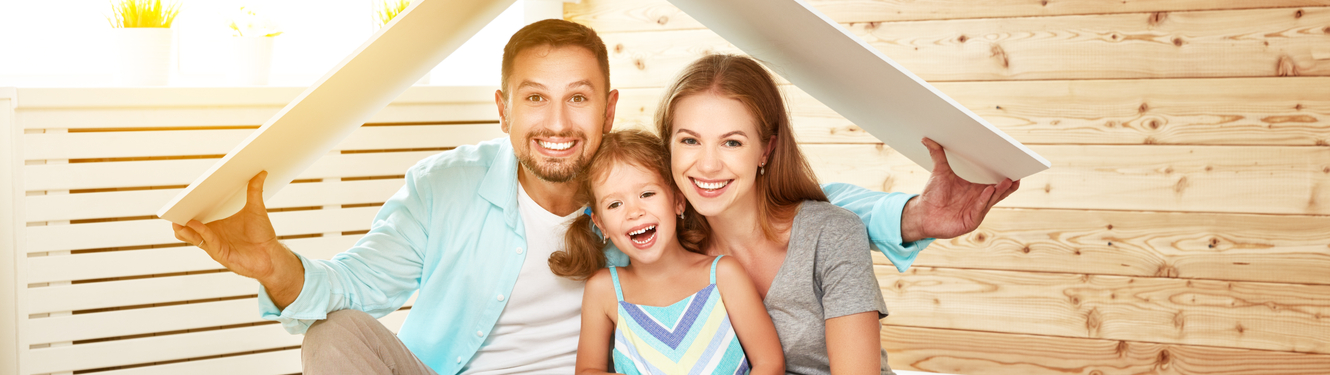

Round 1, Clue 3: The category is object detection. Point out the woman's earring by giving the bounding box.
[679,212,685,220]
[759,163,765,176]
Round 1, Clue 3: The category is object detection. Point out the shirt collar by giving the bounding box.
[479,137,522,231]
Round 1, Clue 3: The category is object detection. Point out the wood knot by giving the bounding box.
[1138,102,1149,113]
[1086,308,1103,336]
[1172,37,1184,46]
[1157,349,1172,367]
[1236,323,1245,334]
[1209,238,1220,248]
[1174,176,1190,194]
[895,281,904,289]
[990,44,1010,68]
[1148,119,1161,129]
[656,16,669,25]
[1043,183,1052,193]
[1156,263,1178,277]
[1022,246,1031,254]
[1106,224,1114,230]
[975,233,987,242]
[1070,296,1081,305]
[1295,9,1304,18]
[1295,103,1303,110]
[1105,120,1117,128]
[1173,312,1185,329]
[1205,165,1213,172]
[1041,0,1048,6]
[1074,249,1082,255]
[1144,136,1158,144]
[867,22,880,30]
[1318,140,1329,147]
[957,34,968,43]
[1322,166,1329,173]
[1109,33,1122,41]
[1323,26,1330,34]
[634,59,646,70]
[1149,12,1168,27]
[1277,55,1300,76]
[1115,341,1129,356]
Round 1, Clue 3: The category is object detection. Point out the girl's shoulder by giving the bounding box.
[711,255,751,285]
[585,267,617,298]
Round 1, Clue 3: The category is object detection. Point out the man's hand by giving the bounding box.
[899,138,1020,242]
[171,171,305,308]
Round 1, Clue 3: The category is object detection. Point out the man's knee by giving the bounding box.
[304,309,379,346]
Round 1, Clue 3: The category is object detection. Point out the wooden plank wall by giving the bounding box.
[566,1,1330,373]
[8,87,503,375]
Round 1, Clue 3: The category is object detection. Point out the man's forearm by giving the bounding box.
[259,242,306,311]
[898,196,927,243]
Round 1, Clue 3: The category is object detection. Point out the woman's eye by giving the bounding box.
[607,201,621,209]
[641,191,656,199]
[724,140,742,147]
[526,94,543,102]
[680,137,699,145]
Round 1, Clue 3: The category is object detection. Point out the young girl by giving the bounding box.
[549,129,784,375]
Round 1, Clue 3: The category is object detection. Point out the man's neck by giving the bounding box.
[516,165,581,216]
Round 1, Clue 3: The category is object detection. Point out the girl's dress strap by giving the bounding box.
[608,266,625,302]
[710,255,724,284]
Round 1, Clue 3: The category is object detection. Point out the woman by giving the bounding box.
[655,54,893,374]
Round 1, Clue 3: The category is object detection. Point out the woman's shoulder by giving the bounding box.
[796,200,865,230]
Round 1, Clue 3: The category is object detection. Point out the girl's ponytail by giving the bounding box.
[550,211,607,281]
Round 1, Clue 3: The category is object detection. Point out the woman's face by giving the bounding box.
[667,92,768,218]
[590,162,685,264]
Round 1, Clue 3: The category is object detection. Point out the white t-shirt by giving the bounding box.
[462,183,586,374]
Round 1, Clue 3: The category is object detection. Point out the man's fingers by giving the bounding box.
[175,223,202,246]
[245,171,269,212]
[996,179,1020,203]
[986,179,1013,209]
[921,138,953,174]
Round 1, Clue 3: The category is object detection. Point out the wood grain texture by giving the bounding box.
[882,325,1330,374]
[615,77,1330,146]
[600,7,1330,88]
[878,267,1330,354]
[892,208,1330,285]
[569,0,1330,32]
[803,144,1330,215]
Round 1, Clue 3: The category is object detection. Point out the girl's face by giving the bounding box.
[667,92,769,218]
[590,162,686,264]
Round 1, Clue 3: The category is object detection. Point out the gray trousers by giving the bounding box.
[302,310,439,375]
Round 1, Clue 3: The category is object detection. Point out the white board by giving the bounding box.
[157,0,515,224]
[669,0,1050,184]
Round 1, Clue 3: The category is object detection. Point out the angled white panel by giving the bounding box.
[159,0,517,224]
[670,0,1050,183]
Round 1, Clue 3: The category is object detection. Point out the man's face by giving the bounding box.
[497,45,617,183]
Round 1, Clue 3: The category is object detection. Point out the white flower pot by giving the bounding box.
[228,36,276,86]
[111,28,173,86]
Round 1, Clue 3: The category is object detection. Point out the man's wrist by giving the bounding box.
[899,196,927,243]
[259,241,305,310]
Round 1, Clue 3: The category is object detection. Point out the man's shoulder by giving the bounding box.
[410,136,511,179]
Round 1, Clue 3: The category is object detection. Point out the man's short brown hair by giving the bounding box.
[500,19,611,100]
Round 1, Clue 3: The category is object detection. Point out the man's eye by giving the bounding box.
[724,140,742,147]
[607,201,621,209]
[526,94,543,102]
[641,191,656,199]
[570,95,587,103]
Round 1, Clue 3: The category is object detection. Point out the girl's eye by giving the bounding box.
[607,201,621,209]
[570,94,587,103]
[680,137,699,145]
[526,94,544,102]
[724,139,742,147]
[641,191,656,199]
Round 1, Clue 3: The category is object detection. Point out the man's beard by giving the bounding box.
[516,130,591,183]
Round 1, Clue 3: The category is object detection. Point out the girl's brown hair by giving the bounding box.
[549,129,703,280]
[654,54,828,251]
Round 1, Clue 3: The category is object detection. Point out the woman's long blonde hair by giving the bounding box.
[654,54,828,251]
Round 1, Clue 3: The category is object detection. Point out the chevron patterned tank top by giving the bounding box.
[609,256,751,375]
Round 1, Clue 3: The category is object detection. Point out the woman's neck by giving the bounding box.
[706,195,789,257]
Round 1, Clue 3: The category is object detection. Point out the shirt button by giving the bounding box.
[497,294,505,302]
[476,330,483,337]
[456,356,462,363]
[516,247,523,254]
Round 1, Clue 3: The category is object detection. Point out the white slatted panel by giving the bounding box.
[12,86,491,375]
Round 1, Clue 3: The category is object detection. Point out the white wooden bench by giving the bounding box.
[0,86,504,375]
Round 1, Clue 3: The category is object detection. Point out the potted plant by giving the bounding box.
[107,0,181,86]
[227,6,282,86]
[375,0,430,85]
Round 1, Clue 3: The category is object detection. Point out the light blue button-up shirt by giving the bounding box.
[258,137,931,374]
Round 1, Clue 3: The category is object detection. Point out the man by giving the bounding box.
[172,19,1017,375]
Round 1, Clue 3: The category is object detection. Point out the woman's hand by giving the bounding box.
[900,138,1020,242]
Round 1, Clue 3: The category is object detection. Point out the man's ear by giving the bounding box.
[602,89,620,134]
[495,89,510,133]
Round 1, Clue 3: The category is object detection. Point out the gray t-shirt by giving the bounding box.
[763,201,893,375]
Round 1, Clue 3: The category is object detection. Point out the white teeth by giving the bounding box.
[693,179,729,190]
[538,140,573,150]
[628,225,656,236]
[631,231,656,245]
